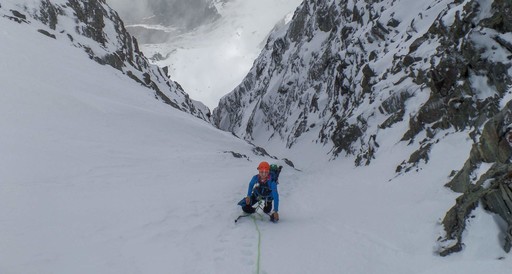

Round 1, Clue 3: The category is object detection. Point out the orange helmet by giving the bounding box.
[257,161,270,171]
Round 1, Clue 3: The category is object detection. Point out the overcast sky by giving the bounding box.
[106,0,152,23]
[106,0,219,29]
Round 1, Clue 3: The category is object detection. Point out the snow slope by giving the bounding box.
[0,11,272,273]
[1,2,512,274]
[4,0,210,121]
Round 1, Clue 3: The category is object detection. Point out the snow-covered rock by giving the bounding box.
[1,0,210,120]
[213,0,512,168]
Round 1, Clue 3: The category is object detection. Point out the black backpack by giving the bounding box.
[269,164,283,184]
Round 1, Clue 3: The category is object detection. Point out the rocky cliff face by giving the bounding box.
[1,0,210,120]
[213,0,512,166]
[438,97,512,256]
[213,0,512,254]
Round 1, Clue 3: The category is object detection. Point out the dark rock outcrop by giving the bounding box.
[438,102,512,256]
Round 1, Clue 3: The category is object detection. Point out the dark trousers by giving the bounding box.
[242,194,272,214]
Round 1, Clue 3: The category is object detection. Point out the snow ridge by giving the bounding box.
[1,0,210,120]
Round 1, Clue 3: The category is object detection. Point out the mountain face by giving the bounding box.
[213,0,512,253]
[214,0,512,166]
[2,0,210,120]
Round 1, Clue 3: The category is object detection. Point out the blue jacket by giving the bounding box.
[247,175,279,212]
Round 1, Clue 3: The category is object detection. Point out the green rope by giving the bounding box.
[251,215,262,274]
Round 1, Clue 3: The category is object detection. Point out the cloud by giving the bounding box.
[106,0,220,30]
[106,0,152,24]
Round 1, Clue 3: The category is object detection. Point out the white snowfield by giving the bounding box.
[1,4,512,274]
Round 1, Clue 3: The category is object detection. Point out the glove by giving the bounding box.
[245,196,251,206]
[271,212,279,222]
